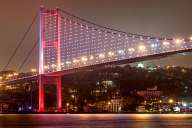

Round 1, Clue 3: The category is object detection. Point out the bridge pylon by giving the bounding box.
[38,75,62,112]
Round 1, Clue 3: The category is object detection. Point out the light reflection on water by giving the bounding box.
[0,114,192,128]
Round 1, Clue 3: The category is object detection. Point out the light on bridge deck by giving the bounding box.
[89,55,94,60]
[66,61,71,65]
[81,56,88,62]
[108,51,114,57]
[99,53,105,59]
[138,45,146,52]
[150,43,158,48]
[190,36,192,41]
[118,50,125,55]
[128,48,135,53]
[73,58,79,63]
[174,38,183,45]
[163,41,170,46]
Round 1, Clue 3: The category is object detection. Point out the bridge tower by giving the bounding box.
[38,7,62,112]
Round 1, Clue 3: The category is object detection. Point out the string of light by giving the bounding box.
[40,8,192,73]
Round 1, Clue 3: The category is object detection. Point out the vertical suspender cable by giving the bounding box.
[18,39,38,72]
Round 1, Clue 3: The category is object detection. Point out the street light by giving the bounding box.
[71,95,75,99]
[108,101,111,105]
[137,63,144,68]
[183,102,187,107]
[66,102,70,106]
[66,103,70,113]
[107,101,112,112]
[183,102,187,113]
[8,74,13,77]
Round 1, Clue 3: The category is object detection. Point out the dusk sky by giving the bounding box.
[0,0,192,72]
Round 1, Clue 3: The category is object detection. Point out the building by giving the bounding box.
[137,86,162,99]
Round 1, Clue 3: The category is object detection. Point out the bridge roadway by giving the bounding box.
[1,47,192,86]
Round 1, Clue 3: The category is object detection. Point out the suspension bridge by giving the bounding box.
[0,7,192,112]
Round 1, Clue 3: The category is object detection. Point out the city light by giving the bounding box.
[183,102,187,107]
[137,63,144,68]
[181,68,187,73]
[44,65,49,69]
[31,68,37,72]
[71,95,75,98]
[8,74,13,77]
[51,64,56,68]
[66,103,70,106]
[169,99,174,103]
[13,73,18,76]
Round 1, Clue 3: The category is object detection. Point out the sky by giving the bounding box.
[0,0,192,72]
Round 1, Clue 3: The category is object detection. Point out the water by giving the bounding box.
[0,114,192,128]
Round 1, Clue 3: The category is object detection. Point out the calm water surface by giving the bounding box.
[0,114,192,128]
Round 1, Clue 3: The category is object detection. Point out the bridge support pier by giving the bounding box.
[56,76,62,112]
[39,75,45,112]
[38,75,62,112]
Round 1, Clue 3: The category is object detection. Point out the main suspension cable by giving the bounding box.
[1,12,38,71]
[59,9,163,39]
